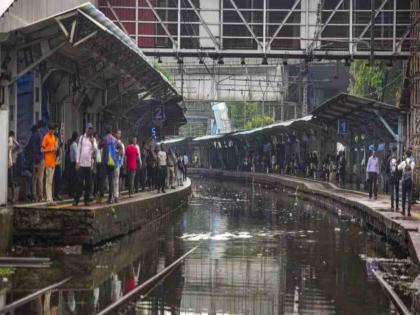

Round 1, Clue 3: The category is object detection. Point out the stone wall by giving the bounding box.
[13,183,191,246]
[0,207,12,254]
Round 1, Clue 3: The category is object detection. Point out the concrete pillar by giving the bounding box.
[0,45,16,206]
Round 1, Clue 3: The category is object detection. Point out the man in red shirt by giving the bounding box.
[125,137,139,197]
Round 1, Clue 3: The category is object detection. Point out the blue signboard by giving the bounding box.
[151,126,159,138]
[337,119,349,134]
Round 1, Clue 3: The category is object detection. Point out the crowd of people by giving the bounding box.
[203,139,416,216]
[7,121,190,206]
[366,147,415,216]
[238,150,347,186]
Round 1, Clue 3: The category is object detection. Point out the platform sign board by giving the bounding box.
[152,106,165,126]
[337,119,349,134]
[151,126,159,138]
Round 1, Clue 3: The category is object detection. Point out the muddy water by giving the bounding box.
[1,177,404,314]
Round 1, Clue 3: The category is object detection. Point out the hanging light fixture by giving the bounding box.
[218,57,224,65]
[262,56,268,65]
[282,59,288,66]
[157,55,162,63]
[177,57,183,64]
[344,58,351,67]
[199,57,204,64]
[241,57,246,65]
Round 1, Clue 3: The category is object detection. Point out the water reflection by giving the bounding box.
[3,177,402,314]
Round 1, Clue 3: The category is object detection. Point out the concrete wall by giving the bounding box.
[13,182,192,246]
[0,208,12,254]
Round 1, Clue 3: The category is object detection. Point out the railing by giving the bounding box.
[0,278,71,315]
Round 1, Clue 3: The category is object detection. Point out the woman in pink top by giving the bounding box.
[125,137,139,197]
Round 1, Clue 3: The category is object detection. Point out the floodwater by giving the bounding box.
[1,176,405,314]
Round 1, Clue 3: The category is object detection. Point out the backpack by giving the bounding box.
[389,158,398,175]
[103,136,116,167]
[402,157,415,183]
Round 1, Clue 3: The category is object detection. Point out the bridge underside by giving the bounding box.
[99,0,415,60]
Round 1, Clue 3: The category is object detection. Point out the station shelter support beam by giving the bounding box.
[0,45,15,206]
[374,110,404,156]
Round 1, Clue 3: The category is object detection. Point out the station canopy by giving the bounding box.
[233,115,313,136]
[312,93,401,142]
[0,3,185,127]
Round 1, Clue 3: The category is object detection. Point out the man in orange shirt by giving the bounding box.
[41,124,58,206]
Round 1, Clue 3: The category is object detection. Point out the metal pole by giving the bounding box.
[392,0,396,53]
[263,0,267,54]
[349,0,353,55]
[97,245,200,315]
[370,0,375,66]
[177,0,181,52]
[0,278,71,314]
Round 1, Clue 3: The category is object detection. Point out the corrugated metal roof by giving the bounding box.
[158,137,188,145]
[0,2,185,126]
[193,134,228,142]
[312,93,401,141]
[233,115,313,136]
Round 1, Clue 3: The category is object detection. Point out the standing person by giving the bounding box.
[383,149,392,194]
[53,125,63,201]
[338,151,346,187]
[113,129,125,203]
[398,149,416,216]
[182,152,189,181]
[73,123,97,206]
[125,138,139,197]
[133,137,142,193]
[25,125,38,201]
[32,122,45,202]
[93,133,103,199]
[99,126,119,204]
[157,145,167,193]
[387,147,401,211]
[140,142,147,192]
[176,153,184,186]
[146,146,157,190]
[8,131,20,203]
[68,132,79,197]
[41,124,58,206]
[271,153,277,173]
[167,148,176,189]
[366,150,380,200]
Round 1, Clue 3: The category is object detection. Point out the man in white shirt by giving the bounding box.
[398,149,416,216]
[73,123,97,206]
[157,144,167,193]
[182,153,189,181]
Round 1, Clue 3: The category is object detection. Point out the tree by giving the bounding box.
[245,115,274,129]
[227,101,269,129]
[349,60,403,104]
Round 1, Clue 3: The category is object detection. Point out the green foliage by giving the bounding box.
[244,115,274,129]
[227,102,266,129]
[350,60,403,104]
[179,122,207,137]
[154,63,173,81]
[0,267,14,277]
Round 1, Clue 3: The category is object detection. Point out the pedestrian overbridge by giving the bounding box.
[99,0,415,60]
